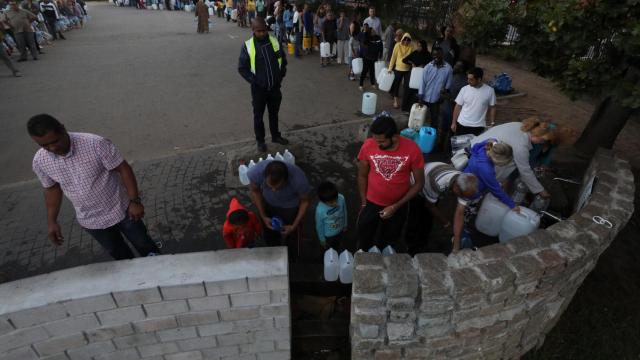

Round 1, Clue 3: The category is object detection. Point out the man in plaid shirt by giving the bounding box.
[28,114,160,260]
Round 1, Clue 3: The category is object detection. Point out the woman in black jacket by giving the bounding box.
[357,23,383,91]
[432,25,459,66]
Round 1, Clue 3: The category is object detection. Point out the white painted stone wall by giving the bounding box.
[0,247,290,360]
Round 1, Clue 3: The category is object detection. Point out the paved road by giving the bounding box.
[1,3,372,186]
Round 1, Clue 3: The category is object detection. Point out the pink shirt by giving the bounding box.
[32,133,130,230]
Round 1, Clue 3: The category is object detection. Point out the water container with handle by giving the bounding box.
[409,67,424,89]
[283,149,295,164]
[275,152,284,161]
[267,153,274,161]
[408,104,427,130]
[338,250,354,284]
[499,207,540,243]
[320,42,331,58]
[238,164,250,185]
[208,7,213,15]
[231,8,237,20]
[288,43,294,55]
[248,160,256,169]
[450,134,476,154]
[529,195,550,213]
[323,248,339,282]
[368,245,381,253]
[417,127,437,154]
[374,61,385,80]
[400,128,419,142]
[382,245,396,256]
[377,69,394,92]
[475,193,511,236]
[511,178,529,205]
[352,58,363,75]
[361,92,377,115]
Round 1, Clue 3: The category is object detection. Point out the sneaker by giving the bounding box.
[17,58,27,62]
[146,252,158,257]
[272,136,289,145]
[257,142,267,152]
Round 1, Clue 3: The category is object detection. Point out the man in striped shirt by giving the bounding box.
[39,0,65,40]
[28,114,160,260]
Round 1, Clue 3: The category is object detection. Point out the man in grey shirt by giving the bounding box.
[247,160,310,259]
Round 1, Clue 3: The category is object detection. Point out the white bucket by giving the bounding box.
[352,58,363,75]
[475,193,511,237]
[374,61,385,79]
[320,42,331,58]
[409,67,424,89]
[377,69,394,92]
[499,207,541,243]
[408,103,427,129]
[362,92,377,115]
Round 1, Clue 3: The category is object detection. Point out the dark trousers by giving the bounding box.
[360,58,376,86]
[44,15,58,40]
[15,32,38,60]
[251,84,282,143]
[84,217,160,260]
[390,70,410,98]
[324,233,343,252]
[401,88,417,112]
[264,203,301,261]
[404,195,433,256]
[0,48,18,74]
[455,123,485,136]
[294,31,303,57]
[426,102,440,129]
[357,200,408,251]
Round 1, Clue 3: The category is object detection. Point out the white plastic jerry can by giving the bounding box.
[320,42,331,58]
[499,207,541,243]
[368,245,381,253]
[238,164,250,185]
[475,193,511,237]
[361,92,377,116]
[283,149,295,164]
[323,248,339,282]
[275,152,285,161]
[409,67,424,89]
[377,69,394,92]
[352,58,363,75]
[408,103,427,129]
[248,159,256,169]
[266,153,274,161]
[339,250,354,284]
[382,245,396,256]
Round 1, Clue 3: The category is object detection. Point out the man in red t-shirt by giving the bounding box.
[357,115,425,251]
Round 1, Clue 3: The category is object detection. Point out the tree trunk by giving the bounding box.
[574,67,639,156]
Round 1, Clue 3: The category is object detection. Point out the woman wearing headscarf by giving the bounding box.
[401,39,430,111]
[387,32,414,109]
[195,0,209,33]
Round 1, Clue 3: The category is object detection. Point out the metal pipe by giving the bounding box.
[540,211,564,222]
[553,177,581,185]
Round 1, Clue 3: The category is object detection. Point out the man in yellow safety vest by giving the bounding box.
[238,17,289,153]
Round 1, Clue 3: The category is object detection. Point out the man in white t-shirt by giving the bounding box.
[405,162,478,255]
[363,6,382,39]
[451,67,496,136]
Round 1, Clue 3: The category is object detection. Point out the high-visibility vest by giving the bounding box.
[245,36,282,74]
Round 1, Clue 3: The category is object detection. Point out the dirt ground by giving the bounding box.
[477,55,640,359]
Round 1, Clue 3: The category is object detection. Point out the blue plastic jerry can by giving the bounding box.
[418,126,437,154]
[400,128,419,142]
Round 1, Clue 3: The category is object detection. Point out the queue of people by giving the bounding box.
[1,0,86,77]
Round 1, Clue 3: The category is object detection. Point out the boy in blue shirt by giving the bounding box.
[315,181,347,251]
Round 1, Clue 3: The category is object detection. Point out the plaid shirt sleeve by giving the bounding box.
[95,137,125,171]
[32,157,56,188]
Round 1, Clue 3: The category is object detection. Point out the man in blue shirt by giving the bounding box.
[418,47,452,132]
[247,160,310,259]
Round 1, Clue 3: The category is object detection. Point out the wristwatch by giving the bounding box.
[129,197,142,205]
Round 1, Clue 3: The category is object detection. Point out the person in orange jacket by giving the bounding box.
[223,197,262,248]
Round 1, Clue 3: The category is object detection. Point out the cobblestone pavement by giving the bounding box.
[0,121,368,283]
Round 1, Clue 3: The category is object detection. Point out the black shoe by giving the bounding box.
[257,142,267,152]
[272,137,289,145]
[17,58,27,62]
[39,51,45,54]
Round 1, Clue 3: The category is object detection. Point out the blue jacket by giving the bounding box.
[284,10,293,28]
[315,194,347,242]
[464,140,516,208]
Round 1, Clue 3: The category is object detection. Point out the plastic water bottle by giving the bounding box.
[382,245,396,256]
[248,160,256,169]
[512,178,529,205]
[238,163,250,185]
[339,250,354,284]
[323,248,339,282]
[368,245,381,253]
[267,153,275,161]
[275,152,284,161]
[283,149,295,164]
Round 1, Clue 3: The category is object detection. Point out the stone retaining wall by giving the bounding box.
[350,149,635,359]
[0,247,290,360]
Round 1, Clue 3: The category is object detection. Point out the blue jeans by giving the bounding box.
[84,217,160,260]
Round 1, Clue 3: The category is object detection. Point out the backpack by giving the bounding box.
[490,73,513,94]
